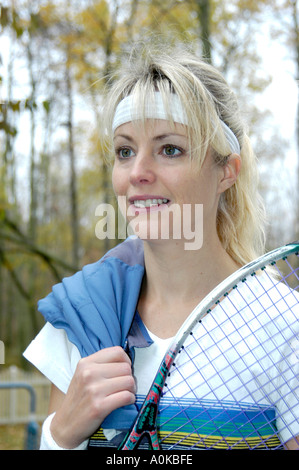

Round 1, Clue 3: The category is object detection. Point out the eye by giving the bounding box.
[162,145,183,157]
[116,147,135,159]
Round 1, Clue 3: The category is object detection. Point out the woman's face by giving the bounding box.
[112,119,233,248]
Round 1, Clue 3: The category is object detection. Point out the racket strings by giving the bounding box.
[156,258,299,450]
[164,346,280,449]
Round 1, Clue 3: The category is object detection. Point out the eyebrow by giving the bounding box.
[113,134,134,142]
[154,133,187,141]
[113,133,187,142]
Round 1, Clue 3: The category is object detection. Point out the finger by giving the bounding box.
[87,346,131,365]
[81,360,133,382]
[102,389,137,417]
[103,374,137,396]
[74,360,134,394]
[83,375,136,420]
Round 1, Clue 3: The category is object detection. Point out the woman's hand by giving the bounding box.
[49,346,136,449]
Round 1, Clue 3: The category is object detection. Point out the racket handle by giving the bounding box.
[120,428,160,450]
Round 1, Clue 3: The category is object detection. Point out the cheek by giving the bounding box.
[176,172,201,202]
[180,173,217,206]
[112,165,125,196]
[112,167,128,219]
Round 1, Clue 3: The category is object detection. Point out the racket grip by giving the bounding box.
[119,428,160,450]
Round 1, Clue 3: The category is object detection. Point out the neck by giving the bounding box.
[142,237,238,302]
[137,237,240,338]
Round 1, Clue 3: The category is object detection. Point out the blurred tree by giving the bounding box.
[0,0,295,365]
[288,0,299,238]
[261,0,299,240]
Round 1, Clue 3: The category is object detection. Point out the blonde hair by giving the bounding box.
[101,42,266,265]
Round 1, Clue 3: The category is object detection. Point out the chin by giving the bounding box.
[126,205,184,241]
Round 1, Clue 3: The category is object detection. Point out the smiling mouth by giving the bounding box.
[132,198,169,208]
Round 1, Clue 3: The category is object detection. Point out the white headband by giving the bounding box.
[112,92,240,155]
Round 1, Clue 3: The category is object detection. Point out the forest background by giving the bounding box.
[0,0,299,368]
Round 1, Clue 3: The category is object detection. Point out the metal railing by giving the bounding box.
[0,383,39,450]
[0,365,50,425]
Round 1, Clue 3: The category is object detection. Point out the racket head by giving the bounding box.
[119,242,299,450]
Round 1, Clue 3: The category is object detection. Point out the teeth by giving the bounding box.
[133,198,168,207]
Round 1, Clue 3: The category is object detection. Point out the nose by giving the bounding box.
[129,150,156,186]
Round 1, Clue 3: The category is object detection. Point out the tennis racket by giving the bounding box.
[119,242,299,450]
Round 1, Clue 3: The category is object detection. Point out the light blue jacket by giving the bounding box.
[37,236,149,430]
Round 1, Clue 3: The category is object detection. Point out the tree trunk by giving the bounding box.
[291,0,299,238]
[195,0,212,63]
[65,47,80,269]
[26,31,39,336]
[26,38,38,243]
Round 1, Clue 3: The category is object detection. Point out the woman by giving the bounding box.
[24,42,299,450]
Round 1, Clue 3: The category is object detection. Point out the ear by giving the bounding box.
[217,154,241,194]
